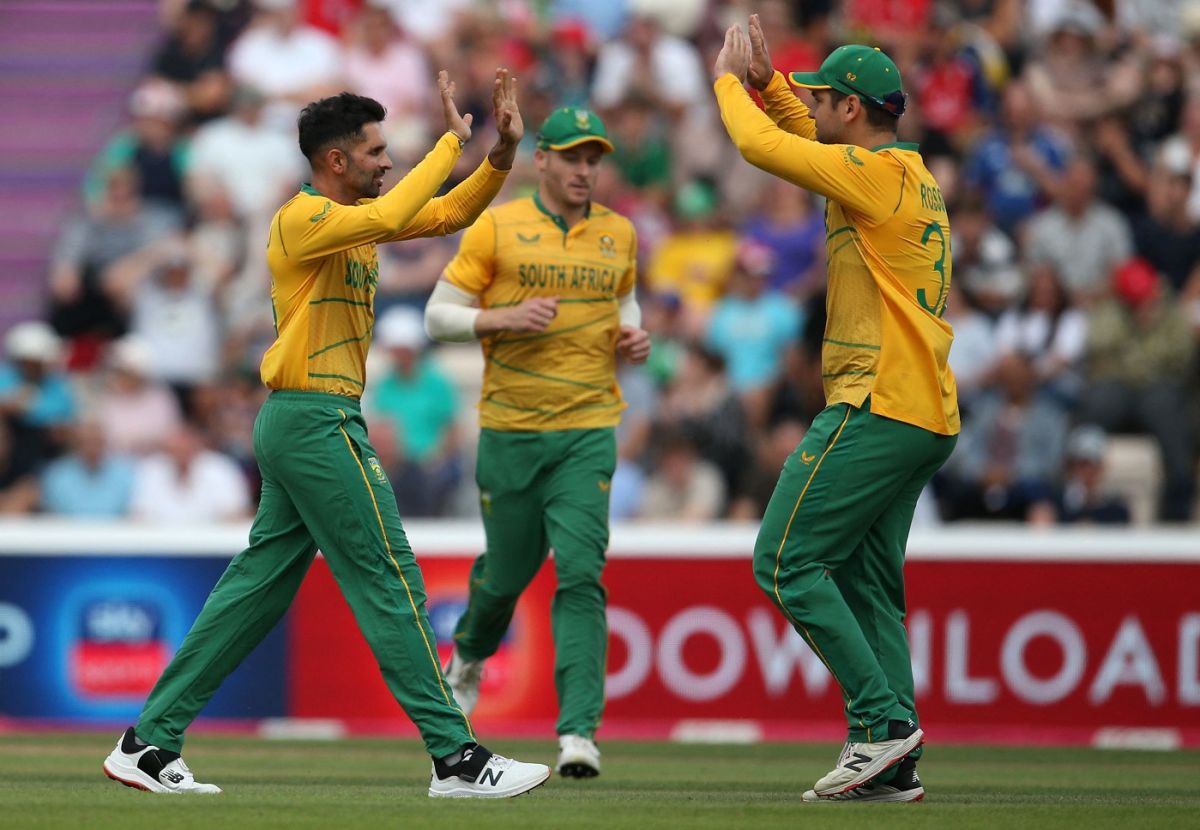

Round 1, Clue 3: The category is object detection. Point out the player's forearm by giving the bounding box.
[424,279,481,342]
[760,71,816,139]
[438,157,509,231]
[715,74,885,217]
[618,291,642,327]
[487,137,519,172]
[370,132,463,233]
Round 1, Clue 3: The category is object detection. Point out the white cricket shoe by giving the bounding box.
[102,727,222,794]
[555,734,600,778]
[811,720,924,796]
[444,649,484,714]
[428,744,550,798]
[803,758,924,803]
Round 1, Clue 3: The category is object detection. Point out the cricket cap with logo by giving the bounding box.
[536,107,614,153]
[788,44,907,117]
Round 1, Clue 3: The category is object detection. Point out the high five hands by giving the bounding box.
[438,68,524,170]
[713,14,775,90]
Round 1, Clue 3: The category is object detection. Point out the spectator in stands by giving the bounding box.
[40,420,136,518]
[95,336,183,456]
[365,307,461,518]
[129,422,250,523]
[943,283,998,413]
[657,342,750,503]
[1132,143,1200,296]
[84,80,190,215]
[1049,424,1132,526]
[1026,155,1134,304]
[531,19,596,112]
[1081,257,1196,521]
[950,194,1022,315]
[963,80,1069,233]
[186,85,303,221]
[727,418,806,521]
[49,167,182,360]
[0,322,76,457]
[637,428,726,522]
[914,5,986,158]
[740,178,825,298]
[610,361,657,521]
[591,13,718,179]
[942,352,1068,521]
[115,241,222,412]
[704,241,801,421]
[994,261,1087,407]
[646,180,736,330]
[149,0,233,125]
[1024,3,1142,136]
[342,2,433,157]
[0,419,39,515]
[226,0,343,129]
[610,93,673,191]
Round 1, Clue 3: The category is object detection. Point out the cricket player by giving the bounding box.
[424,107,650,778]
[712,19,960,802]
[102,70,551,799]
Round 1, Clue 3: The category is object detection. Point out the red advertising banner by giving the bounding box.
[290,553,1200,747]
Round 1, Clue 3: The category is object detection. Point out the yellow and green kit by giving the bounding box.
[444,191,636,739]
[715,64,959,745]
[135,133,506,758]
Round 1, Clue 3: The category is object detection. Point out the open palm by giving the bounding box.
[438,69,473,143]
[492,68,523,145]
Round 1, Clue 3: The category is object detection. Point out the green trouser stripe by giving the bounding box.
[454,427,616,738]
[136,392,473,757]
[752,401,956,742]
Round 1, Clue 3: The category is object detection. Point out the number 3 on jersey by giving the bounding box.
[917,220,948,318]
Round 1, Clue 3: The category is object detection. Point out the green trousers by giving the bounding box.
[453,428,616,739]
[753,401,955,744]
[137,391,474,757]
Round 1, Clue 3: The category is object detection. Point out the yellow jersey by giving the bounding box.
[715,72,959,436]
[444,193,637,431]
[261,133,508,398]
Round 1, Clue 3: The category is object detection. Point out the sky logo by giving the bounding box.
[70,599,169,698]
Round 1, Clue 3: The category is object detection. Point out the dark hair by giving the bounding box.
[828,89,900,132]
[297,93,386,162]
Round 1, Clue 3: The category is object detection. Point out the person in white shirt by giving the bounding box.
[130,423,250,523]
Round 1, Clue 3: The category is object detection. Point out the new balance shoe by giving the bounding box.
[555,734,600,778]
[102,727,222,794]
[428,743,550,798]
[444,649,484,714]
[803,757,924,803]
[811,719,924,796]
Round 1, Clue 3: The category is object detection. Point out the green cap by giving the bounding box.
[536,107,614,153]
[788,45,906,117]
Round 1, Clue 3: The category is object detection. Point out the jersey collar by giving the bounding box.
[300,183,324,196]
[870,141,920,152]
[533,191,589,235]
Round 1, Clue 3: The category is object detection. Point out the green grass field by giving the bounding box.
[2,732,1198,829]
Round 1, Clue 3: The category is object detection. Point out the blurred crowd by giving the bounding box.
[4,0,1200,526]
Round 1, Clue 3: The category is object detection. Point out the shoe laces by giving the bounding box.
[485,753,515,770]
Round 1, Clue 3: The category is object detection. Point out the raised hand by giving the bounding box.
[713,24,751,84]
[438,70,473,144]
[747,14,775,91]
[492,68,523,147]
